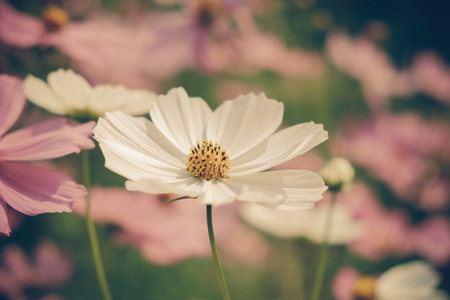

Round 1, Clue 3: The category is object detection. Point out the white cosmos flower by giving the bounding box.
[93,87,329,208]
[352,261,449,300]
[240,202,365,243]
[23,69,156,118]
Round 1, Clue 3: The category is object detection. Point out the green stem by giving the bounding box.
[310,194,337,300]
[82,150,113,300]
[206,205,231,300]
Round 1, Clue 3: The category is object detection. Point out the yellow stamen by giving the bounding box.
[187,140,230,181]
[43,5,69,31]
[352,276,376,300]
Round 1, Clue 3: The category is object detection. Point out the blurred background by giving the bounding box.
[1,0,449,299]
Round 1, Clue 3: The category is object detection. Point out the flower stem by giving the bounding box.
[82,150,113,300]
[206,205,231,300]
[310,194,337,300]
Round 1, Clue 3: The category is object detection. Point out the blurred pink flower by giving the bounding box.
[332,113,450,210]
[43,15,164,89]
[0,1,71,48]
[325,31,413,111]
[411,216,450,266]
[326,32,450,109]
[72,187,270,265]
[0,0,45,48]
[411,52,450,105]
[348,209,414,259]
[337,184,450,265]
[0,240,72,300]
[183,0,324,76]
[43,0,323,89]
[0,74,95,235]
[331,266,359,300]
[231,8,325,77]
[339,184,415,260]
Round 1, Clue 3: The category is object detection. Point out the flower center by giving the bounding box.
[352,276,376,300]
[196,0,221,28]
[187,140,230,181]
[43,5,69,31]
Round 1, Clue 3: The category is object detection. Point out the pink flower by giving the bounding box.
[43,0,323,89]
[0,241,72,300]
[332,113,450,210]
[339,184,415,259]
[0,0,45,48]
[337,184,450,264]
[348,209,414,260]
[326,32,450,108]
[325,31,413,111]
[411,216,450,266]
[43,15,164,89]
[72,187,270,265]
[183,0,324,76]
[231,10,325,77]
[332,266,359,300]
[411,52,450,105]
[0,74,95,235]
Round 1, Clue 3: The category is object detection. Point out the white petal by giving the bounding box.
[377,261,440,290]
[47,69,92,110]
[197,180,239,206]
[206,93,283,158]
[229,170,327,209]
[149,87,212,153]
[225,176,285,206]
[230,122,328,176]
[240,202,365,243]
[94,111,186,181]
[125,175,207,198]
[97,140,182,181]
[23,74,71,115]
[239,203,309,238]
[91,85,156,116]
[379,293,449,300]
[376,261,445,300]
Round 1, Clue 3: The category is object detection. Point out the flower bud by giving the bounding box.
[320,157,355,192]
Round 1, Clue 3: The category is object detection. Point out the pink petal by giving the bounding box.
[0,161,87,216]
[412,216,450,265]
[0,74,25,136]
[1,245,34,281]
[0,0,45,48]
[0,119,95,161]
[33,241,72,286]
[332,267,359,300]
[0,200,10,235]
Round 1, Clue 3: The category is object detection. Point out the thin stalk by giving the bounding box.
[310,194,337,300]
[82,150,113,300]
[206,205,231,300]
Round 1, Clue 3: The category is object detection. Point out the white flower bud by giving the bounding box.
[320,157,355,192]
